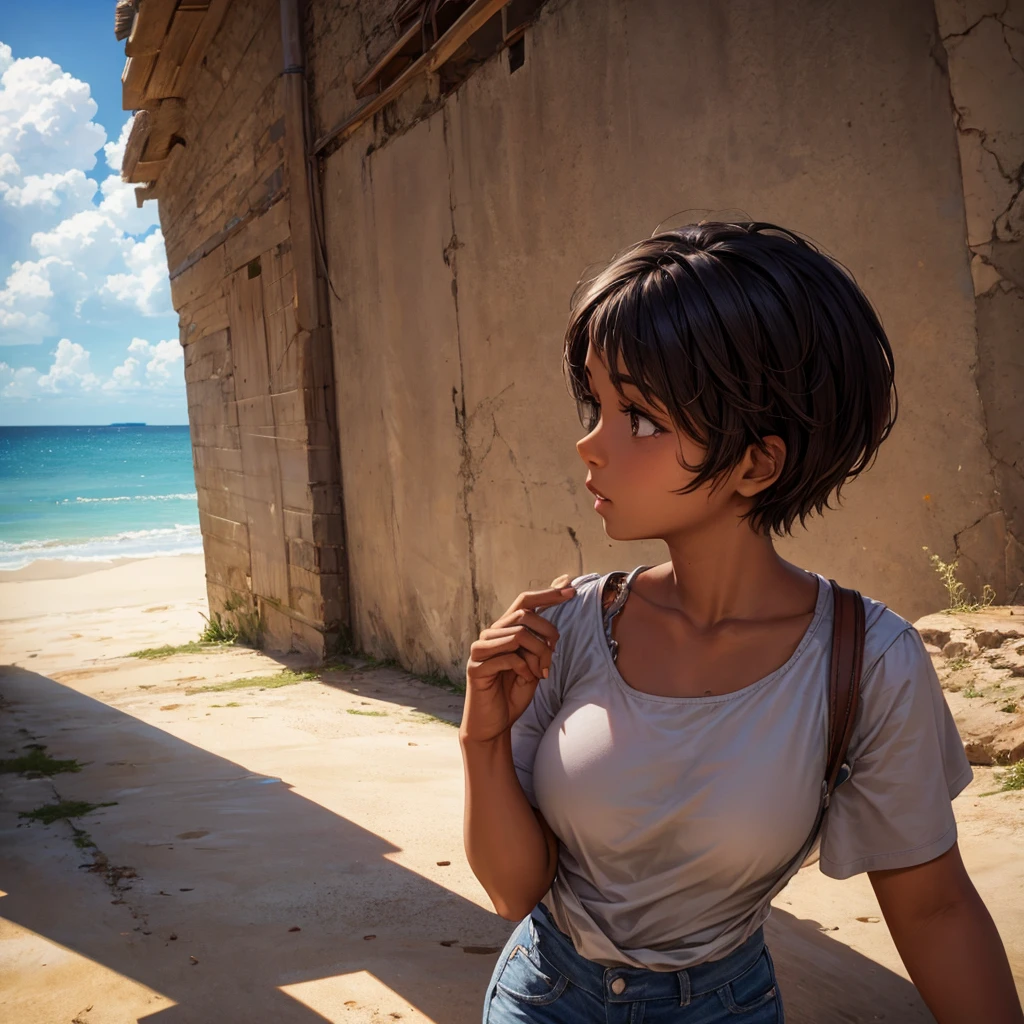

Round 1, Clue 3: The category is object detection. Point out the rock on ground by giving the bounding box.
[915,605,1024,765]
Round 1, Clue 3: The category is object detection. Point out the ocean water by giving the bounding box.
[0,426,202,571]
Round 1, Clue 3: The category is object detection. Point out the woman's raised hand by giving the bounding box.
[462,574,577,744]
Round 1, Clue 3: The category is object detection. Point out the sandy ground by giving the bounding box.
[0,556,1022,1024]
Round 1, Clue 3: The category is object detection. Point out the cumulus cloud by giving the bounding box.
[0,46,166,346]
[2,336,183,400]
[104,337,183,390]
[103,117,132,174]
[0,43,105,178]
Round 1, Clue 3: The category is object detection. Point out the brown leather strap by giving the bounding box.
[825,580,865,801]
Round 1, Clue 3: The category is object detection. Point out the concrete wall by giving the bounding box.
[158,0,347,655]
[317,0,1016,678]
[934,0,1024,603]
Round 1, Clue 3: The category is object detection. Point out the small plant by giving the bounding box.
[210,701,242,708]
[198,611,240,644]
[20,800,117,826]
[999,700,1019,714]
[991,761,1024,793]
[946,655,970,672]
[409,711,459,728]
[929,554,996,614]
[185,670,317,695]
[0,747,82,777]
[130,640,225,659]
[346,708,388,717]
[202,594,263,647]
[962,681,982,698]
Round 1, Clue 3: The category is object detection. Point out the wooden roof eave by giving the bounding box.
[116,0,229,198]
[313,0,509,155]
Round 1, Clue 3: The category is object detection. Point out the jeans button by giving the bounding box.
[610,977,626,995]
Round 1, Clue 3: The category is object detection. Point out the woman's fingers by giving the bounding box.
[466,651,534,688]
[473,630,550,678]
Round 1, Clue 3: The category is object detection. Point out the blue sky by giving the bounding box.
[0,2,186,425]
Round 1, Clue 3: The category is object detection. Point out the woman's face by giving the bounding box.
[575,343,745,542]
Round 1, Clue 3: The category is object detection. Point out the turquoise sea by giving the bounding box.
[0,426,201,571]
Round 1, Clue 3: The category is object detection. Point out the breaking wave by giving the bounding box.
[0,524,203,571]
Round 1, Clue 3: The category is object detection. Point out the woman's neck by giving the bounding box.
[655,517,815,630]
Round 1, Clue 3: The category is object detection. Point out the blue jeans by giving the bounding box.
[482,902,783,1023]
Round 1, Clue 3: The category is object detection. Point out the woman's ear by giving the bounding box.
[734,435,786,497]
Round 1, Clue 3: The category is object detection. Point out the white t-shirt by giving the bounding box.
[511,570,973,970]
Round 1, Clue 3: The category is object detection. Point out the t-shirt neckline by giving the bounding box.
[590,569,831,705]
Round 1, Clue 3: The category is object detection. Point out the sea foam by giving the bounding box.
[0,524,203,571]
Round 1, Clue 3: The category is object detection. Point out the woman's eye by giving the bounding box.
[577,397,600,432]
[624,406,662,438]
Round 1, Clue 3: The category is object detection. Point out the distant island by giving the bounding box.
[110,422,146,427]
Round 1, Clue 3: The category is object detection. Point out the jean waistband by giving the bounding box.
[528,902,766,1005]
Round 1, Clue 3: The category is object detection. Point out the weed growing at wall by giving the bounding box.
[201,593,262,647]
[928,553,996,613]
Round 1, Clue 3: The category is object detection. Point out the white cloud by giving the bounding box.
[104,116,132,174]
[0,50,165,345]
[3,336,183,400]
[104,337,183,391]
[0,167,96,210]
[0,360,41,398]
[36,338,99,391]
[0,47,105,178]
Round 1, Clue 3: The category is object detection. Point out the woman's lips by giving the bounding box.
[586,481,611,508]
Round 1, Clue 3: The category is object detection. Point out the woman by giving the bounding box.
[459,222,1022,1022]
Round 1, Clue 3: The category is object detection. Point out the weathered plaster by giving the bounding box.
[316,0,1011,678]
[936,0,1024,600]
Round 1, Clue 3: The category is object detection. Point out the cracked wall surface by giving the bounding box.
[315,0,1013,677]
[935,0,1024,602]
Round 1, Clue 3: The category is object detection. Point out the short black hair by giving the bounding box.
[563,221,897,535]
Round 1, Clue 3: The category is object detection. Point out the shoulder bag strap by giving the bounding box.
[825,579,866,802]
[759,579,866,906]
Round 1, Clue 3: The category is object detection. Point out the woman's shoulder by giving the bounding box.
[860,591,915,671]
[856,590,937,700]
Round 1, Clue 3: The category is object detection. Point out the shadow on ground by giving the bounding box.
[0,666,931,1023]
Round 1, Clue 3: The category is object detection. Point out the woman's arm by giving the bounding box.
[869,843,1023,1023]
[460,579,576,920]
[461,728,559,920]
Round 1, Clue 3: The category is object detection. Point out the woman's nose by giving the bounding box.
[576,429,605,467]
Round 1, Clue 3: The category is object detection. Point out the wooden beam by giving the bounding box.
[425,0,506,71]
[145,98,186,160]
[146,8,206,100]
[121,110,153,182]
[125,0,179,57]
[313,0,509,155]
[176,0,231,91]
[125,158,167,184]
[354,20,422,99]
[122,53,157,110]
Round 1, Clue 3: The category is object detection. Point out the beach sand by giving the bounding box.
[1,555,1022,1023]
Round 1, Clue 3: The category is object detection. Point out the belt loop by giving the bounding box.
[676,968,691,1007]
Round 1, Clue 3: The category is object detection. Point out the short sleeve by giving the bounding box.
[819,626,974,880]
[509,573,598,806]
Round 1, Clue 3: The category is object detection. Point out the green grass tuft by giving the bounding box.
[0,748,83,776]
[409,711,459,728]
[129,641,227,659]
[346,708,388,717]
[185,670,317,695]
[20,800,117,825]
[992,761,1024,793]
[210,701,243,708]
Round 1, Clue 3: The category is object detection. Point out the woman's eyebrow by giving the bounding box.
[585,365,640,389]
